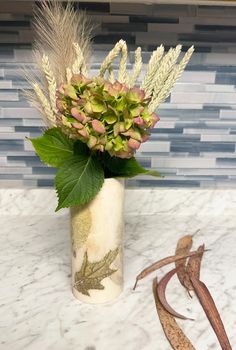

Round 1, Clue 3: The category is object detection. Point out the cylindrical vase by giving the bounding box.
[70,178,124,304]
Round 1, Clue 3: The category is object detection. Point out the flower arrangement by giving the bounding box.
[26,1,194,211]
[56,76,158,158]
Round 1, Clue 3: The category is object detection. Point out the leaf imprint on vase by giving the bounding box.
[71,205,92,250]
[74,248,119,296]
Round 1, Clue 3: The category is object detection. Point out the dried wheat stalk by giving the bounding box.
[148,46,194,112]
[141,45,164,96]
[129,47,142,87]
[41,54,57,114]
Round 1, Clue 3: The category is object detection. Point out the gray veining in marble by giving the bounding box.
[0,189,235,350]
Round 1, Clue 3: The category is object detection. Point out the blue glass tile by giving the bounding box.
[32,167,57,175]
[0,140,24,151]
[37,179,54,187]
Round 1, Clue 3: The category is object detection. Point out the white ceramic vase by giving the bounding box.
[70,178,124,304]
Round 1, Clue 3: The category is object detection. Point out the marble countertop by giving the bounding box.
[0,188,236,350]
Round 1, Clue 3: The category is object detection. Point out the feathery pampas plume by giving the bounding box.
[25,1,92,125]
[33,1,92,84]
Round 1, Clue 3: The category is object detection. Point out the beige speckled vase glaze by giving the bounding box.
[70,178,124,304]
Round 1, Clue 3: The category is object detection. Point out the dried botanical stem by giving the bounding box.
[175,235,193,290]
[133,250,205,290]
[118,41,128,83]
[141,45,164,96]
[148,65,178,112]
[66,67,73,83]
[41,54,57,114]
[32,82,56,126]
[108,66,115,83]
[184,244,205,291]
[149,45,181,105]
[129,47,142,87]
[157,268,193,320]
[190,277,232,350]
[153,278,196,350]
[99,40,125,78]
[33,1,92,84]
[152,45,181,94]
[148,46,194,112]
[177,45,194,74]
[72,42,87,75]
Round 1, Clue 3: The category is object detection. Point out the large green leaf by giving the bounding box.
[29,128,74,168]
[55,154,104,211]
[103,153,162,178]
[73,140,90,156]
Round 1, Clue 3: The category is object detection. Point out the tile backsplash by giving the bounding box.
[1,1,236,188]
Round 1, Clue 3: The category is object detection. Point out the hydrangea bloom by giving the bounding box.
[56,74,159,158]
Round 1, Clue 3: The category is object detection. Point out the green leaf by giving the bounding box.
[104,153,162,178]
[73,140,90,156]
[74,248,119,296]
[103,114,117,124]
[55,153,104,211]
[29,128,74,168]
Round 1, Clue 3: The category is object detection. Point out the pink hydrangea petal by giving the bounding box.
[71,108,89,124]
[71,107,84,122]
[133,117,145,126]
[113,81,123,92]
[78,128,89,138]
[150,113,160,128]
[128,138,141,150]
[92,120,105,134]
[72,122,83,130]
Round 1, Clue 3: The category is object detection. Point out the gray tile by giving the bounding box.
[0,140,24,151]
[0,91,19,101]
[219,110,236,120]
[152,157,216,168]
[139,141,170,153]
[148,23,193,33]
[2,107,40,118]
[171,92,236,104]
[0,167,32,174]
[0,81,12,88]
[0,132,29,139]
[110,3,153,15]
[179,71,216,84]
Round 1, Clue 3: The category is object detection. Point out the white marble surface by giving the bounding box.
[0,188,236,350]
